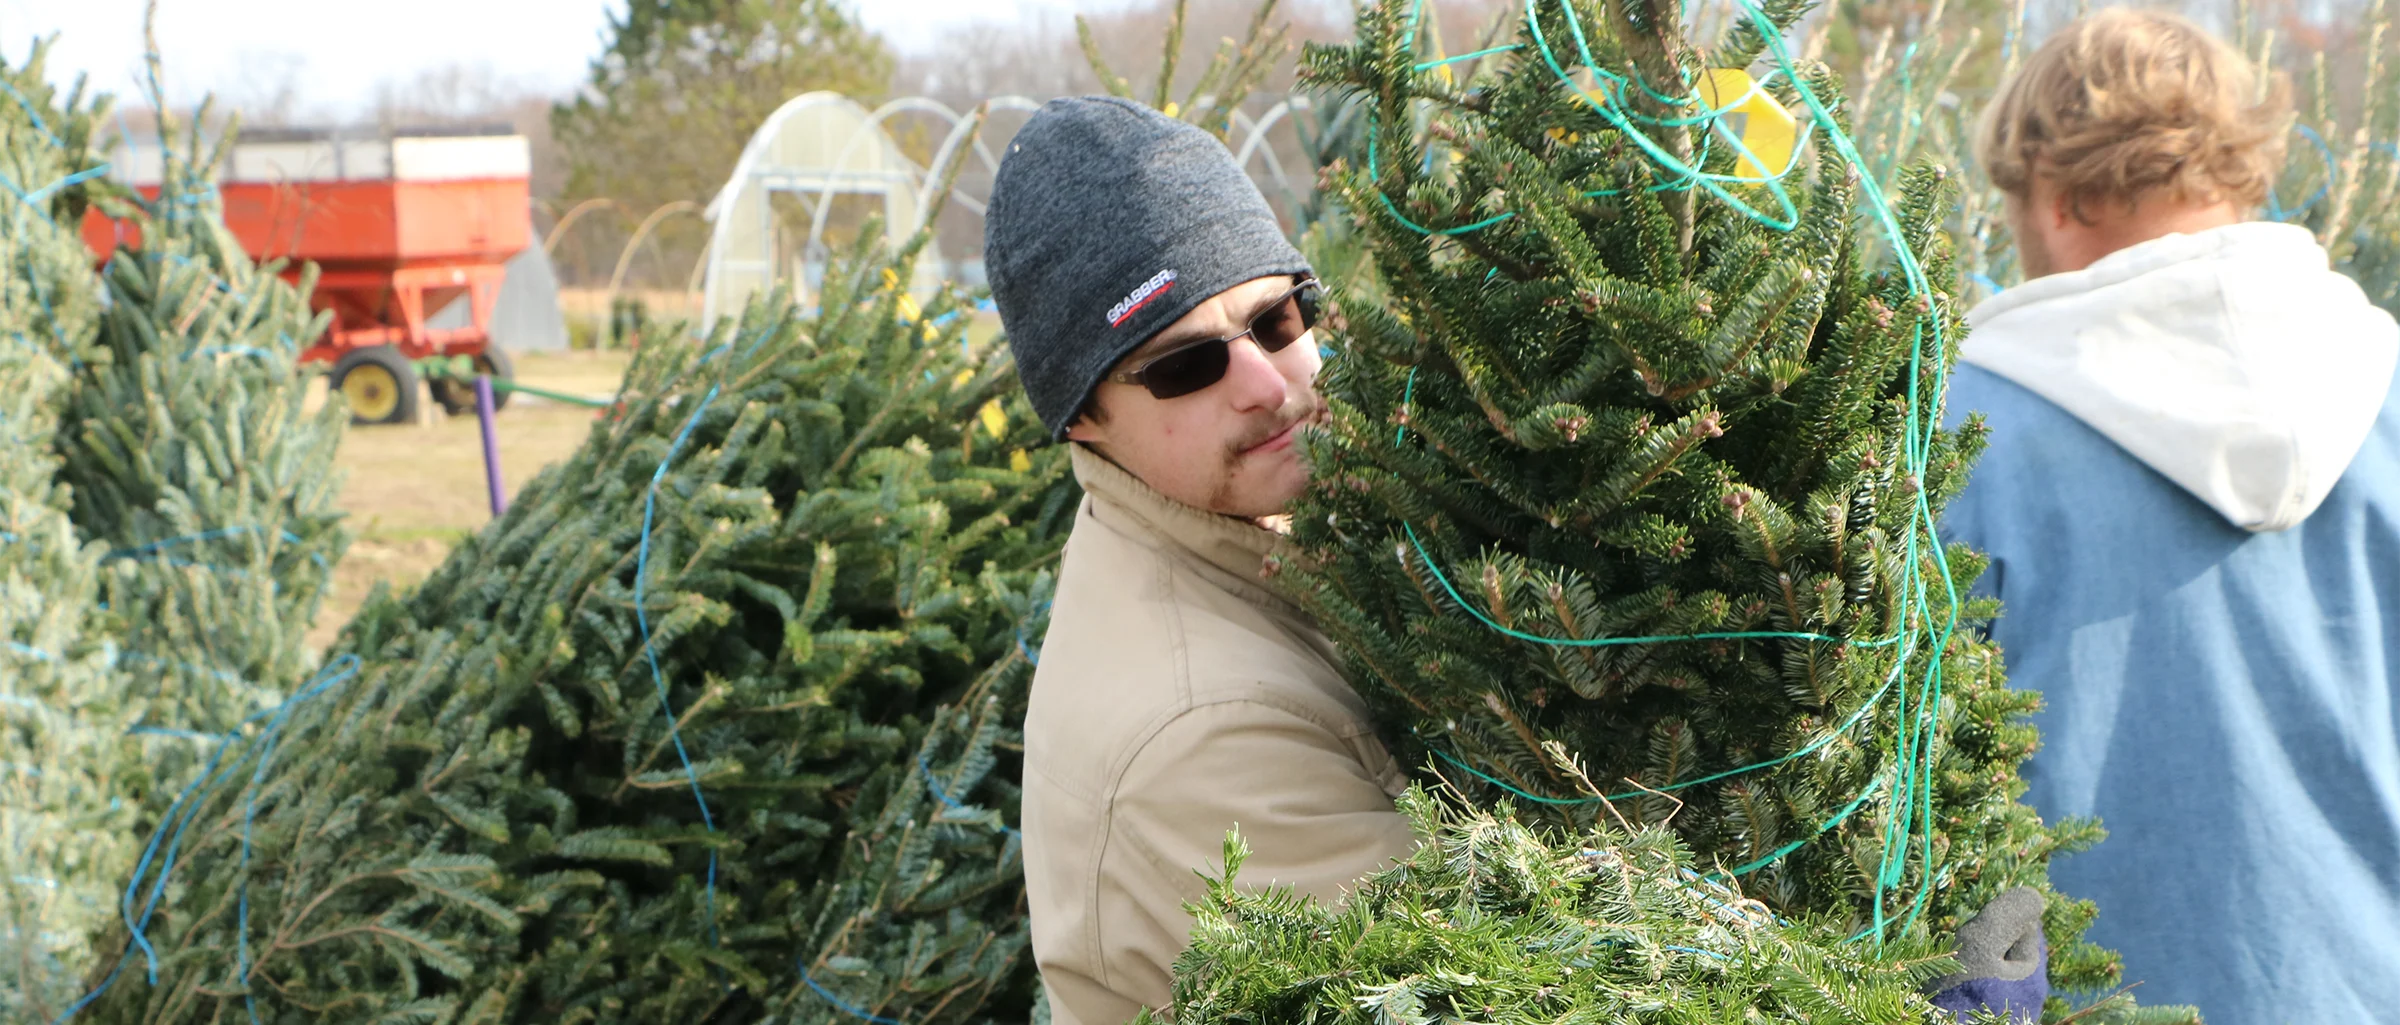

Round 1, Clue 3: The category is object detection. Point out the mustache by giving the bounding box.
[1226,395,1327,458]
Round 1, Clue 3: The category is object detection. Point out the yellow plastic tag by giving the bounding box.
[978,399,1009,439]
[1696,69,1797,182]
[881,267,926,324]
[1008,449,1032,473]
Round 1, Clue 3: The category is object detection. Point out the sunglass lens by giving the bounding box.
[1253,290,1317,352]
[1142,340,1230,399]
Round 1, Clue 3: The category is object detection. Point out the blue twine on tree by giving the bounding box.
[2266,123,2336,223]
[104,525,329,572]
[634,375,728,950]
[916,752,1022,841]
[0,76,63,148]
[115,649,251,688]
[125,725,225,744]
[105,525,302,559]
[0,169,65,225]
[1013,600,1050,667]
[228,659,359,1025]
[626,301,797,954]
[187,345,278,361]
[23,164,109,207]
[55,655,363,1024]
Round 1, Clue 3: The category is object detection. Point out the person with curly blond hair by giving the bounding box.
[1942,8,2400,1021]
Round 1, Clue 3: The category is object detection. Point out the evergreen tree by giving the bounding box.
[0,40,147,1020]
[1262,1,2180,1018]
[774,586,1047,1024]
[1148,786,1953,1025]
[55,87,349,732]
[65,203,1075,1024]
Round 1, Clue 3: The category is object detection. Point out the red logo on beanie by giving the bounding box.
[1107,270,1177,327]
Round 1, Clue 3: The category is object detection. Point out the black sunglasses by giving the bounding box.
[1108,276,1322,400]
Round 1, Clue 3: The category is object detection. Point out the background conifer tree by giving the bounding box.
[66,196,1075,1023]
[1264,2,2183,1019]
[53,67,349,734]
[0,40,148,1021]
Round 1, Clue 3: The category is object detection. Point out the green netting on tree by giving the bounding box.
[1261,0,2184,1019]
[63,213,1074,1023]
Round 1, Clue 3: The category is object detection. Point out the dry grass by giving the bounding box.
[304,350,631,653]
[557,287,706,330]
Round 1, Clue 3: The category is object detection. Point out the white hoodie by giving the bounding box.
[1960,222,2400,532]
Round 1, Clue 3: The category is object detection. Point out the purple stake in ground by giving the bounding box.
[476,373,507,516]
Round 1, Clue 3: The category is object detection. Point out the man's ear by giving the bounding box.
[1065,414,1107,445]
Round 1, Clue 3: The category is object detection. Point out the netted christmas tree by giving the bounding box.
[54,71,349,734]
[1185,0,2186,1020]
[63,185,1076,1023]
[0,40,149,1021]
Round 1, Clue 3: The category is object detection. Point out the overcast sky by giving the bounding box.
[0,0,1125,116]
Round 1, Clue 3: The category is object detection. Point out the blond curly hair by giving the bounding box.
[1975,8,2291,216]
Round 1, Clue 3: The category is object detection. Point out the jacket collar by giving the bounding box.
[1070,444,1290,591]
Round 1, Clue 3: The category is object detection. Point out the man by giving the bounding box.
[1946,10,2400,1022]
[989,96,2046,1025]
[985,96,1417,1025]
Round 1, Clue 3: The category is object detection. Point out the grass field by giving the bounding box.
[306,349,632,652]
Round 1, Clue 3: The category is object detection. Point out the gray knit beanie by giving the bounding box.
[985,96,1310,439]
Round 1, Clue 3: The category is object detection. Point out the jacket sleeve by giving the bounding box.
[1090,698,1418,1016]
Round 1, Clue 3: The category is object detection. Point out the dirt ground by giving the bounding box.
[305,350,632,653]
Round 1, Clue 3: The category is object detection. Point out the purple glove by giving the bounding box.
[1928,887,2049,1023]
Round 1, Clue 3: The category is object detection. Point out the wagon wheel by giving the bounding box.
[429,347,516,416]
[331,345,420,426]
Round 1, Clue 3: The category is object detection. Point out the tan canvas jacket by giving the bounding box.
[1022,446,1417,1025]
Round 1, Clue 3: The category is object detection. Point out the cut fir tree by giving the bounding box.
[58,86,350,735]
[0,41,147,1021]
[65,218,1074,1024]
[1149,786,1955,1025]
[1237,0,2184,1019]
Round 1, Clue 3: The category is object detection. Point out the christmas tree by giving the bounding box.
[55,65,349,735]
[0,40,148,1020]
[1219,0,2182,1019]
[1149,786,1952,1025]
[63,193,1076,1023]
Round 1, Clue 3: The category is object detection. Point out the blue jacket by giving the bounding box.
[1939,224,2400,1023]
[1943,366,2400,1022]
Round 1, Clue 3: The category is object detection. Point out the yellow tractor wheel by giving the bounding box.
[330,345,421,426]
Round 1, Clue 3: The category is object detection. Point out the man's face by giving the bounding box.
[1068,274,1325,519]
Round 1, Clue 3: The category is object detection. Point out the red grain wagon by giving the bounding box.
[82,125,532,424]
